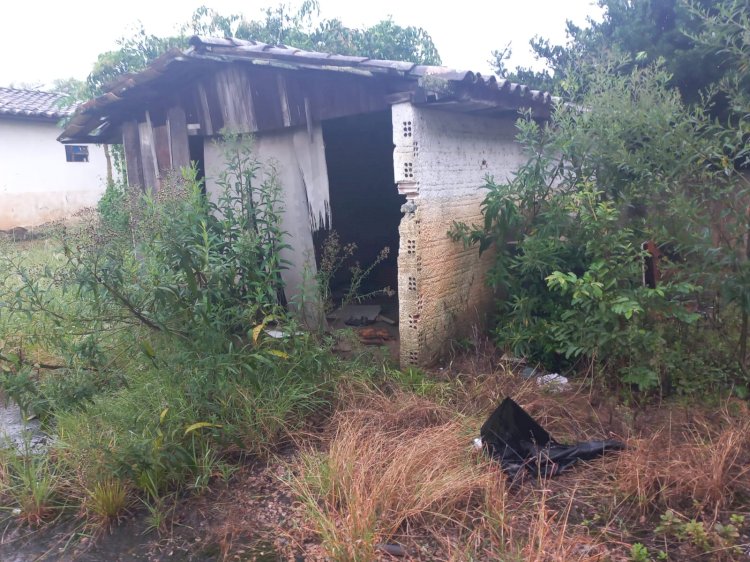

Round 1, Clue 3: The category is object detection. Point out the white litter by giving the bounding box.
[536,373,570,391]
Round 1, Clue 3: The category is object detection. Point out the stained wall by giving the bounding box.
[392,103,527,366]
[203,126,330,325]
[0,119,108,230]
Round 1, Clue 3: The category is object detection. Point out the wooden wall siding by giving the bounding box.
[153,124,171,175]
[179,65,393,136]
[122,120,145,190]
[124,63,401,190]
[216,66,256,132]
[167,106,190,170]
[250,68,286,131]
[138,113,159,193]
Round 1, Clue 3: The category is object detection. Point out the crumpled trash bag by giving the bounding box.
[480,397,625,477]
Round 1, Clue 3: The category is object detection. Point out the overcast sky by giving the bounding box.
[0,0,602,90]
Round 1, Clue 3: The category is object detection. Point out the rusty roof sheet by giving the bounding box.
[0,87,73,120]
[60,36,553,142]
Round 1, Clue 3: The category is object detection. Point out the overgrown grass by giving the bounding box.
[0,444,59,526]
[284,370,750,561]
[0,135,351,536]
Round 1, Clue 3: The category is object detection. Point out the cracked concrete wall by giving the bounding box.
[392,103,527,366]
[204,126,329,325]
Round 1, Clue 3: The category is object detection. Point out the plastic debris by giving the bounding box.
[377,543,407,557]
[536,373,570,390]
[479,397,625,477]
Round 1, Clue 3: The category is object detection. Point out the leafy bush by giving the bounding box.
[0,133,340,514]
[451,60,749,393]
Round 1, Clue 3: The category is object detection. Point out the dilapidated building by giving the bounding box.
[59,36,552,366]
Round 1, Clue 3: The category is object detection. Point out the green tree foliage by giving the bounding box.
[451,54,750,393]
[65,1,439,101]
[87,27,186,95]
[498,0,742,106]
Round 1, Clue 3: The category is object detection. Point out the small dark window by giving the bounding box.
[65,145,89,163]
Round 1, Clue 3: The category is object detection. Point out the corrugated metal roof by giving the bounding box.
[189,36,552,104]
[60,36,553,142]
[0,87,73,120]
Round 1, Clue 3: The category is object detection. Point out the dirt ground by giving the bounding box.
[2,350,749,561]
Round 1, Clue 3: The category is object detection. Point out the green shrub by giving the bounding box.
[450,60,748,393]
[1,132,343,510]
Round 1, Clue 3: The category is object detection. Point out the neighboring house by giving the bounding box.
[0,87,108,231]
[59,36,552,367]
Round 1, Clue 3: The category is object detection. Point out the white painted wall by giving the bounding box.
[393,103,528,365]
[0,118,108,230]
[204,127,330,325]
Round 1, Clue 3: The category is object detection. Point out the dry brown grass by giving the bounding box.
[281,361,750,562]
[288,388,619,561]
[603,404,750,519]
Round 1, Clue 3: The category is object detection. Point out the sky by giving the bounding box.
[0,0,602,90]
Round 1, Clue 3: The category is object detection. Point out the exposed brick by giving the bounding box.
[392,103,527,366]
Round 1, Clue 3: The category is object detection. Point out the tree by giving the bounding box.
[71,2,440,100]
[453,54,750,392]
[498,0,738,106]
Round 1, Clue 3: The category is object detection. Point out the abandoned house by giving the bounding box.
[0,87,109,231]
[59,36,552,367]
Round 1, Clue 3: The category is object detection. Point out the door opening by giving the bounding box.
[317,110,404,348]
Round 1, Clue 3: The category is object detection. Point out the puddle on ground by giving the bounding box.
[0,399,45,452]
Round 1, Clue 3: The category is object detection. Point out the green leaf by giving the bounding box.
[184,422,223,435]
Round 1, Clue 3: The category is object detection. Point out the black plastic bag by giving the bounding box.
[480,397,625,477]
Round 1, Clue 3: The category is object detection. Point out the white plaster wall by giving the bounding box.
[204,127,329,324]
[392,103,528,365]
[0,118,108,229]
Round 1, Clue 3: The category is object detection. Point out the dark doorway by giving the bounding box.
[188,135,206,190]
[318,110,403,320]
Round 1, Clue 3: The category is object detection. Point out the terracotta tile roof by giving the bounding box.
[0,87,73,120]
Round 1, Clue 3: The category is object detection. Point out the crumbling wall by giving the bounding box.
[392,103,527,366]
[203,126,329,325]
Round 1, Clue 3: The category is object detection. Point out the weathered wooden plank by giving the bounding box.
[249,67,285,132]
[180,88,202,131]
[214,66,256,134]
[138,113,159,193]
[280,72,307,127]
[203,78,225,134]
[196,82,214,136]
[153,124,171,174]
[167,105,191,170]
[303,72,390,123]
[277,74,291,127]
[122,120,145,190]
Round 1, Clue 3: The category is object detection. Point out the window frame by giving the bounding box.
[65,145,89,163]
